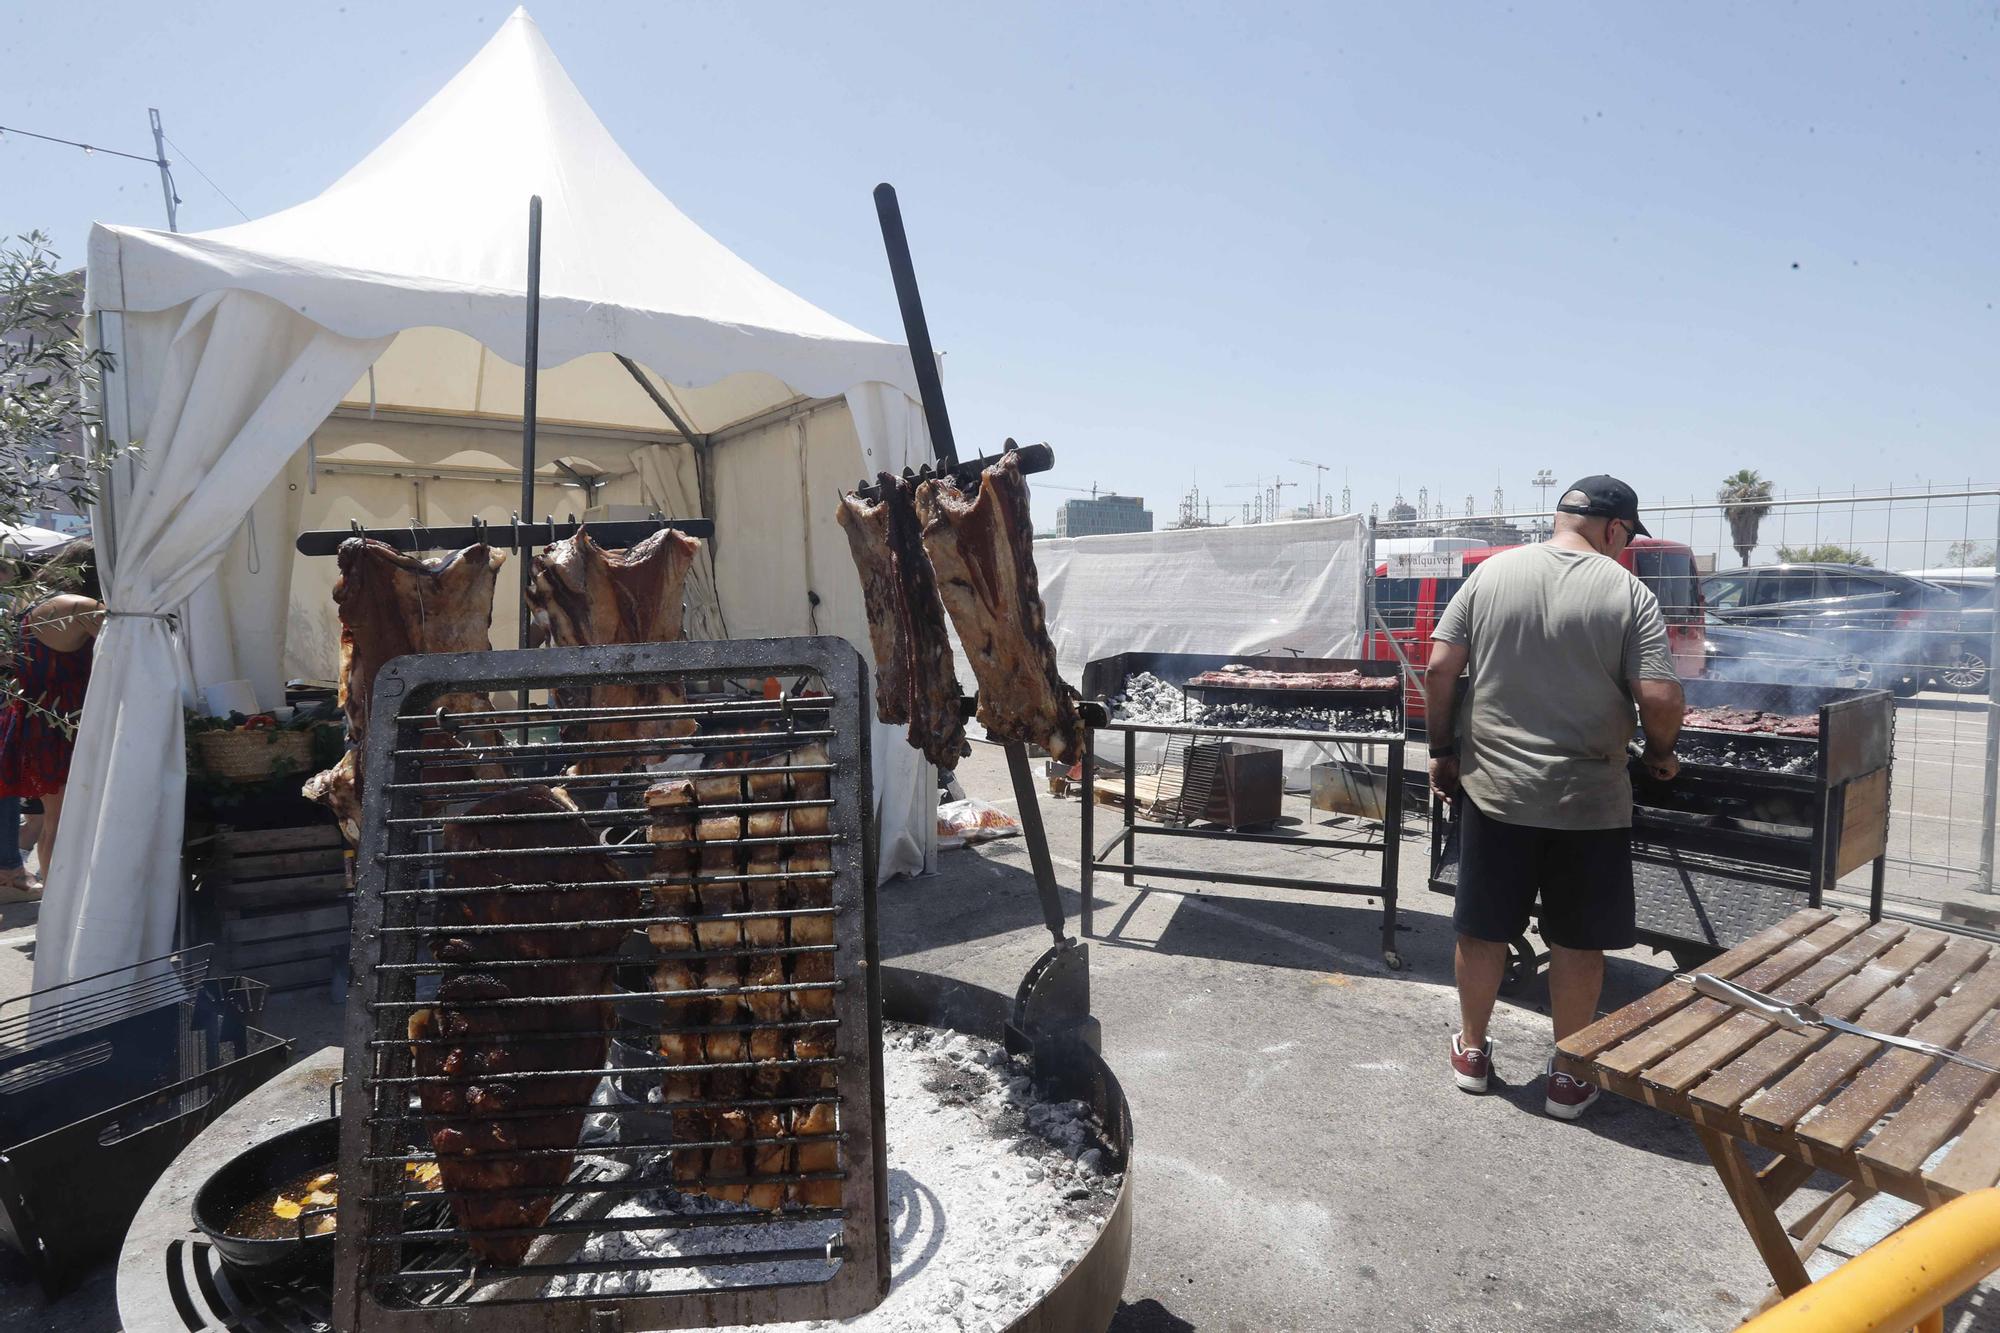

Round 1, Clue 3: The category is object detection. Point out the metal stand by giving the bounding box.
[1080,718,1407,970]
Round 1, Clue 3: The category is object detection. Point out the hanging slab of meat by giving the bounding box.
[836,475,966,767]
[835,492,910,726]
[526,527,704,775]
[409,786,634,1266]
[303,539,506,840]
[915,454,1083,762]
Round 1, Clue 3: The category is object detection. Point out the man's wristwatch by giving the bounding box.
[1429,744,1457,759]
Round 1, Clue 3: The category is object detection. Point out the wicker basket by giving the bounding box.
[192,729,315,784]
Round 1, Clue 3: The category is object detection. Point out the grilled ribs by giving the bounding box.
[304,539,505,840]
[411,786,634,1266]
[1187,668,1396,692]
[526,527,704,774]
[1683,705,1820,738]
[916,453,1083,762]
[835,474,966,767]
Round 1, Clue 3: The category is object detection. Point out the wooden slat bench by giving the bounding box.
[1559,908,2000,1304]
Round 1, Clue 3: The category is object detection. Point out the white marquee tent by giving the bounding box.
[45,8,939,991]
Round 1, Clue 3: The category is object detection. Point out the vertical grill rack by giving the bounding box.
[333,637,888,1332]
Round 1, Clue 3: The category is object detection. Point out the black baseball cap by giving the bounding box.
[1556,474,1650,537]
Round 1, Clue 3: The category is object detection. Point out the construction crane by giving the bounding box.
[1291,458,1331,516]
[1040,480,1103,499]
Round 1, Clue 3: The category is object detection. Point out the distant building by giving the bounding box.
[1055,494,1153,538]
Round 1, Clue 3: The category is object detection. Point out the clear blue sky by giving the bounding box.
[5,2,1996,536]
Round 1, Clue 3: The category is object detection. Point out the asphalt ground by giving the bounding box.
[2,735,1997,1330]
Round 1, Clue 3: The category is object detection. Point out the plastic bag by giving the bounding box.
[936,796,1021,850]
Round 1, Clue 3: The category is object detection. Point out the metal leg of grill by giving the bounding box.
[1122,730,1136,887]
[1081,727,1096,938]
[1381,740,1405,970]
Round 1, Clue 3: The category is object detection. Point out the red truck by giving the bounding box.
[1371,538,1706,729]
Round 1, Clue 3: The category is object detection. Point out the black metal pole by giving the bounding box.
[872,183,957,468]
[520,195,542,649]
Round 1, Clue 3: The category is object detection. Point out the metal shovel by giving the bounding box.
[1679,972,2000,1076]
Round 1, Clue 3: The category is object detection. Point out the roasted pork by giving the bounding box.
[304,539,505,839]
[411,786,633,1266]
[915,454,1083,762]
[525,527,704,774]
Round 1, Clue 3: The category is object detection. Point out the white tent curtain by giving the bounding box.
[35,292,389,993]
[629,443,728,642]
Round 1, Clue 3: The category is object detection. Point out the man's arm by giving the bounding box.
[1425,638,1469,798]
[1632,676,1684,782]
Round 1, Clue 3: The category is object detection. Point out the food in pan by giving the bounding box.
[303,538,506,840]
[408,785,635,1266]
[836,474,968,767]
[915,452,1083,762]
[526,527,705,773]
[223,1163,440,1240]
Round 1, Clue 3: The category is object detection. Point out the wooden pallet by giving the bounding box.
[202,823,352,991]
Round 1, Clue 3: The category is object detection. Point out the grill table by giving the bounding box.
[1558,908,2000,1304]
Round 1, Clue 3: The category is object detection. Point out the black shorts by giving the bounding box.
[1452,797,1636,951]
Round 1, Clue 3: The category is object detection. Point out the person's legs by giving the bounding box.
[1455,935,1510,1048]
[35,788,63,878]
[1450,799,1539,1088]
[1547,944,1606,1043]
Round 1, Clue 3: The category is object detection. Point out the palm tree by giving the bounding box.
[1718,469,1774,568]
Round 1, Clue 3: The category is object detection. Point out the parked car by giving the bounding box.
[1699,614,1860,688]
[1371,537,1707,730]
[1700,564,1975,697]
[1899,569,1992,692]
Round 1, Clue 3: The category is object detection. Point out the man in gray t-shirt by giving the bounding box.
[1424,475,1685,1120]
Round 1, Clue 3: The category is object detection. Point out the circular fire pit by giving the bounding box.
[118,968,1132,1333]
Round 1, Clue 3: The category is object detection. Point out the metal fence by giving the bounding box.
[1366,484,2000,916]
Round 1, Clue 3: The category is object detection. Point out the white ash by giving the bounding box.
[546,1022,1120,1331]
[1110,671,1198,724]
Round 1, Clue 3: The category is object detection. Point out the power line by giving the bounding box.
[162,133,249,222]
[0,123,160,165]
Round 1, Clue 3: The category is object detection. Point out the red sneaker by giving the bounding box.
[1544,1060,1600,1120]
[1450,1033,1492,1094]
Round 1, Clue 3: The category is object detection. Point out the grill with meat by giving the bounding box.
[408,786,635,1265]
[1186,668,1399,692]
[304,539,506,840]
[1683,706,1821,738]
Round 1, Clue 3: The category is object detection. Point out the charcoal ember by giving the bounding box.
[1109,672,1395,734]
[1673,736,1814,775]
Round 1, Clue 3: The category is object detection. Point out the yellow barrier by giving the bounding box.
[1737,1188,2000,1333]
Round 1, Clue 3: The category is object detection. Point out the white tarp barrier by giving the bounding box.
[1028,515,1372,786]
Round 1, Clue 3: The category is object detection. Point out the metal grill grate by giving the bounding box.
[333,637,888,1332]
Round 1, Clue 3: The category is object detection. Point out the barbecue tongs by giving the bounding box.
[1679,972,2000,1075]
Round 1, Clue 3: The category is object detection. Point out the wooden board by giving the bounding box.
[216,823,344,854]
[1834,768,1890,880]
[1565,910,2000,1210]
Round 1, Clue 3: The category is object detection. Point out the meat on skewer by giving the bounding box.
[526,528,704,774]
[783,742,843,1208]
[410,786,632,1266]
[915,453,1083,762]
[304,539,506,840]
[835,474,966,768]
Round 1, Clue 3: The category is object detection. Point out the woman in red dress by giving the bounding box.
[0,542,101,888]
